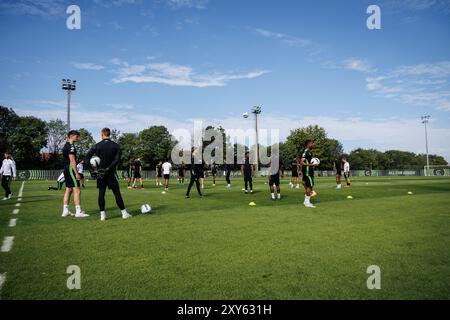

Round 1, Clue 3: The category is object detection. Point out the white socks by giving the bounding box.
[271,193,275,199]
[63,205,69,214]
[277,193,281,199]
[75,205,81,214]
[121,209,128,215]
[304,195,311,204]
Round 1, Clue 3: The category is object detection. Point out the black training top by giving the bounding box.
[134,160,142,173]
[243,158,252,174]
[301,148,314,177]
[291,159,298,171]
[62,141,77,169]
[334,159,343,172]
[86,138,121,172]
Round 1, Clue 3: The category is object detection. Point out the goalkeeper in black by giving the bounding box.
[185,147,203,198]
[86,128,132,221]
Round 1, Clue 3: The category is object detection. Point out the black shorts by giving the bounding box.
[164,174,170,180]
[79,173,84,179]
[157,172,162,178]
[336,170,342,176]
[134,172,142,179]
[291,171,299,178]
[303,175,314,188]
[344,172,351,179]
[127,170,134,178]
[200,172,205,179]
[64,167,80,188]
[269,174,280,186]
[178,171,184,177]
[97,173,120,190]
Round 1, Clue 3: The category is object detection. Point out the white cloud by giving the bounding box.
[343,58,377,73]
[166,0,209,9]
[384,0,450,14]
[13,106,450,161]
[111,61,269,88]
[72,62,105,71]
[254,28,311,47]
[0,0,66,18]
[366,61,450,111]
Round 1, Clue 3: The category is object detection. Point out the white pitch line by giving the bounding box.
[9,219,17,227]
[12,209,19,215]
[15,203,21,207]
[1,236,14,252]
[18,181,24,197]
[0,273,6,292]
[18,198,22,202]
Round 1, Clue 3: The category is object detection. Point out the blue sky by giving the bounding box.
[1,0,450,160]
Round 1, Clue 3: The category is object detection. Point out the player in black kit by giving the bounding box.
[300,139,319,208]
[241,152,253,193]
[186,147,203,198]
[86,128,132,221]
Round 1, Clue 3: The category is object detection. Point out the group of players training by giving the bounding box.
[54,129,352,221]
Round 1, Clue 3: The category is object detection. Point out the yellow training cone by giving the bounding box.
[249,202,256,206]
[347,195,353,199]
[407,191,413,195]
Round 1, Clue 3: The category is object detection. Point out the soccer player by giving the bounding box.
[334,157,343,189]
[269,158,281,200]
[86,128,132,221]
[224,159,232,189]
[300,140,319,208]
[0,152,16,200]
[61,130,88,218]
[290,157,300,189]
[132,157,144,189]
[162,159,172,191]
[126,158,134,189]
[211,162,218,186]
[156,161,163,186]
[77,160,85,188]
[178,162,185,185]
[48,172,65,191]
[241,152,253,193]
[343,158,351,187]
[199,162,205,189]
[186,147,203,198]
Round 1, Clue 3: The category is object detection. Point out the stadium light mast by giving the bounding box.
[62,79,76,130]
[421,115,431,176]
[251,106,262,172]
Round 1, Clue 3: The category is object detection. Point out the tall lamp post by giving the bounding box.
[421,115,430,176]
[243,106,262,172]
[62,79,76,130]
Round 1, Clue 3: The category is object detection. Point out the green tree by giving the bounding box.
[0,106,20,154]
[117,133,140,166]
[76,128,95,160]
[7,116,47,169]
[138,126,175,169]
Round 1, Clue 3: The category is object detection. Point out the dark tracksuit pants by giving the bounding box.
[244,173,253,191]
[225,171,231,184]
[186,173,202,196]
[1,175,12,198]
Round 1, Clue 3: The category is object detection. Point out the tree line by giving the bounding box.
[0,106,447,170]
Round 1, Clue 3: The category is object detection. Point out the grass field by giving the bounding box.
[0,176,449,300]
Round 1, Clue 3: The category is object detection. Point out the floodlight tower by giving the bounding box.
[62,79,77,130]
[421,115,431,176]
[243,106,262,172]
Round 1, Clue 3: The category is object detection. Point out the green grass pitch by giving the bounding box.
[0,176,449,300]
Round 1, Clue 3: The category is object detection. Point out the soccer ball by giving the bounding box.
[243,112,249,118]
[311,157,320,165]
[90,156,101,168]
[141,204,152,214]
